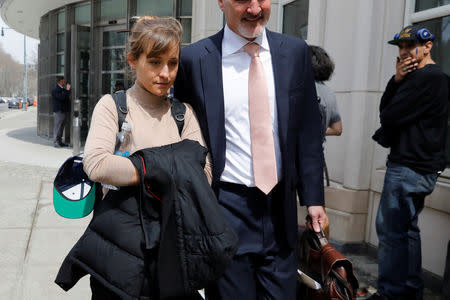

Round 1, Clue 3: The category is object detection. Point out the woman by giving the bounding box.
[83,16,211,190]
[56,17,212,299]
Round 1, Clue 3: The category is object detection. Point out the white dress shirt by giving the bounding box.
[220,25,282,186]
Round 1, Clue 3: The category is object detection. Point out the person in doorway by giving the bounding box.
[51,76,70,147]
[371,25,449,300]
[174,0,327,298]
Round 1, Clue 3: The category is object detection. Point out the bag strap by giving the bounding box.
[111,91,185,136]
[168,95,186,137]
[112,90,128,131]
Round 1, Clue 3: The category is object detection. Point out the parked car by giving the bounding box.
[0,98,6,103]
[8,98,20,109]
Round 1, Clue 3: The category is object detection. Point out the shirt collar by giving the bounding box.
[222,24,269,57]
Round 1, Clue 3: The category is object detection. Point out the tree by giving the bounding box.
[0,44,37,98]
[26,49,38,98]
[0,44,23,97]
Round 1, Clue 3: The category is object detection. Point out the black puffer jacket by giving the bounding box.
[55,139,238,299]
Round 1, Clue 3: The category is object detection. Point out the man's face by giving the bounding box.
[397,40,433,68]
[218,0,271,41]
[58,79,66,86]
[398,41,420,61]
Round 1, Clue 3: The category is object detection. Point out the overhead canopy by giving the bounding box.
[0,0,79,39]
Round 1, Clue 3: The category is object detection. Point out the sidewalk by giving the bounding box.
[0,106,91,299]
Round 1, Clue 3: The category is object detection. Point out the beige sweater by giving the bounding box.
[83,83,212,186]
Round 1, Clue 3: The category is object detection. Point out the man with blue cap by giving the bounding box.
[371,25,449,299]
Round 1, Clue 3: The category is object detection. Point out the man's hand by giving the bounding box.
[394,56,417,82]
[306,205,328,233]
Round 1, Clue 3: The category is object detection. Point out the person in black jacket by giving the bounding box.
[371,25,448,300]
[51,76,71,147]
[55,17,230,300]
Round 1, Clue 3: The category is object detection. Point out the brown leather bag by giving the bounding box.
[296,225,359,300]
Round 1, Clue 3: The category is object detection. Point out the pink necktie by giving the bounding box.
[243,43,278,195]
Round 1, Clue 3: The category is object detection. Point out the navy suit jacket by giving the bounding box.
[51,84,70,113]
[174,29,324,248]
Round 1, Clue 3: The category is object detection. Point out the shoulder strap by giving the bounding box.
[112,90,128,130]
[169,96,186,137]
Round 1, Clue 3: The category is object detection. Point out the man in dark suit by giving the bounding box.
[174,0,326,298]
[51,76,71,147]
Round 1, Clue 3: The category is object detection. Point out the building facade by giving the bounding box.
[1,0,449,280]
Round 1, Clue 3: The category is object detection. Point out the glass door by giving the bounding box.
[71,24,91,144]
[100,25,127,95]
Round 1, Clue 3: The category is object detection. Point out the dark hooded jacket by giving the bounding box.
[55,139,238,299]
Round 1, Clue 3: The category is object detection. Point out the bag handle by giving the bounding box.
[305,216,328,250]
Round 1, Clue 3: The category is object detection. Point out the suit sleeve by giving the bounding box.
[296,44,325,207]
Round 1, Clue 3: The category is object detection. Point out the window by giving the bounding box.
[135,0,192,46]
[137,0,173,16]
[56,10,66,75]
[101,0,127,19]
[410,2,450,167]
[57,54,65,74]
[57,11,66,31]
[178,0,192,16]
[415,0,450,12]
[75,3,91,25]
[102,30,126,94]
[282,0,309,40]
[103,30,126,47]
[177,0,192,45]
[57,33,65,52]
[102,49,125,71]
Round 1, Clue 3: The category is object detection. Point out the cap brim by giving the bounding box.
[53,184,95,219]
[387,39,399,45]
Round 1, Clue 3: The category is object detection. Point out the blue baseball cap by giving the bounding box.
[388,25,435,45]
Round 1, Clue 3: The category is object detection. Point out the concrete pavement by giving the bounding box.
[0,105,91,299]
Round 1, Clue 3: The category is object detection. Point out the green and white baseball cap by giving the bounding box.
[53,154,96,219]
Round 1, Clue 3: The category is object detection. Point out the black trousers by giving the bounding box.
[205,182,297,300]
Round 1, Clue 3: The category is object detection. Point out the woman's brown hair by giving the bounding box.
[127,16,182,61]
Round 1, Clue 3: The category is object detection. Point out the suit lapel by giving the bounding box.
[267,30,288,155]
[199,30,226,181]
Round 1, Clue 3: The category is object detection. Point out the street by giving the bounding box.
[0,102,8,114]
